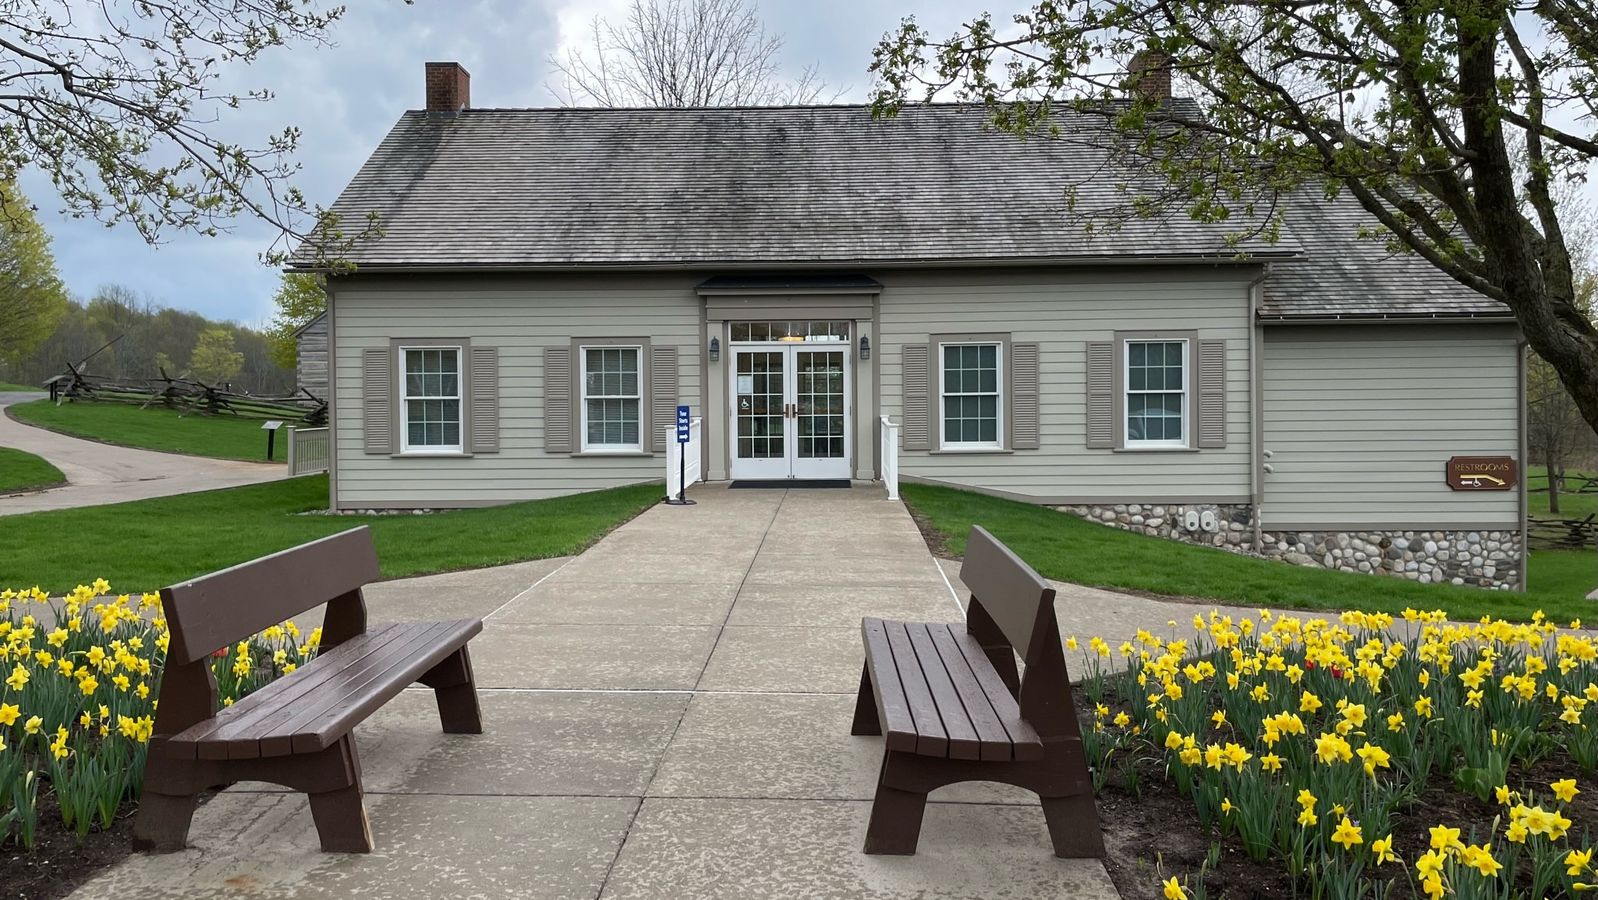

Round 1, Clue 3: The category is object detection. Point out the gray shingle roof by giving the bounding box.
[309,104,1298,268]
[1259,191,1508,319]
[308,103,1507,319]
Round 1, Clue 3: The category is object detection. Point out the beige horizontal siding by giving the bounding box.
[878,267,1255,501]
[332,275,701,507]
[1260,324,1520,529]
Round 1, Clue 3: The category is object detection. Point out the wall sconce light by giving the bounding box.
[709,337,721,362]
[859,336,871,360]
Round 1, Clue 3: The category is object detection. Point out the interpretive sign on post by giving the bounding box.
[262,420,285,461]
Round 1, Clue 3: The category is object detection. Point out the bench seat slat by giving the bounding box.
[904,623,982,760]
[883,620,947,757]
[172,620,479,761]
[927,624,1019,761]
[862,619,919,753]
[167,623,425,759]
[249,621,461,759]
[285,619,480,756]
[946,627,1044,761]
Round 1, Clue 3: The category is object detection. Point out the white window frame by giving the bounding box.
[399,345,464,455]
[579,343,644,453]
[1123,338,1189,449]
[938,341,1004,450]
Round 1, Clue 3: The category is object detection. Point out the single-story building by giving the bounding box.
[296,62,1526,590]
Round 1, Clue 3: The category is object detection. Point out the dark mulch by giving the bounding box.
[1,795,137,900]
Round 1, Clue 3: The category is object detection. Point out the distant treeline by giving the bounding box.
[0,285,292,394]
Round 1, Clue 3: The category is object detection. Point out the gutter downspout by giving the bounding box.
[1517,338,1529,592]
[1248,265,1271,553]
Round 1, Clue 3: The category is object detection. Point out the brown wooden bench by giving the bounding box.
[850,525,1104,857]
[134,526,484,854]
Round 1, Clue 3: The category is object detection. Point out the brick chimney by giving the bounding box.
[1129,49,1172,101]
[425,62,471,114]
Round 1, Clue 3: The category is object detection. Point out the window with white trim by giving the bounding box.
[1125,339,1187,446]
[401,347,463,454]
[939,342,1002,448]
[581,345,642,451]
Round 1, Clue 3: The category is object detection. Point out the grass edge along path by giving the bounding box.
[902,482,1594,624]
[8,398,280,462]
[0,475,663,593]
[0,381,41,392]
[0,446,66,493]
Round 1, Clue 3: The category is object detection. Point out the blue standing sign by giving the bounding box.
[668,404,696,505]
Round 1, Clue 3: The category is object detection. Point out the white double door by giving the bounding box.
[729,344,851,480]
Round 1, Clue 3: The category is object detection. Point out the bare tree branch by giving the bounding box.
[547,0,841,108]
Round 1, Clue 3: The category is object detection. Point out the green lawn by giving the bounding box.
[8,398,281,462]
[0,381,41,392]
[902,482,1595,624]
[0,475,662,593]
[1526,464,1598,519]
[0,446,65,493]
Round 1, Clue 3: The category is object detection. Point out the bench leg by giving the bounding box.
[306,736,374,853]
[420,645,483,735]
[1040,793,1107,859]
[849,663,881,736]
[864,782,928,855]
[133,790,200,854]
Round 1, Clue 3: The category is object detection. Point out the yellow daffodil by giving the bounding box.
[1553,778,1581,803]
[1460,844,1502,877]
[1331,816,1363,850]
[1371,834,1396,865]
[1162,877,1188,900]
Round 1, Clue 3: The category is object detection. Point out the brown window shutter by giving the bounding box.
[901,344,930,450]
[362,348,392,455]
[1196,339,1227,448]
[1085,341,1114,449]
[469,346,499,453]
[543,347,573,453]
[1010,341,1040,450]
[649,345,678,454]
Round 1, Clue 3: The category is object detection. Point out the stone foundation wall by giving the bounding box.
[1054,503,1523,591]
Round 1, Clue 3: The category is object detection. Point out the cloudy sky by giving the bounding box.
[22,1,973,327]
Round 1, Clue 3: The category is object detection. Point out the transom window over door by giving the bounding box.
[401,347,462,453]
[1125,339,1187,446]
[940,343,1001,448]
[582,346,642,450]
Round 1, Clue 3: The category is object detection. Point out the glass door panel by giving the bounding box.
[791,348,851,479]
[730,349,790,479]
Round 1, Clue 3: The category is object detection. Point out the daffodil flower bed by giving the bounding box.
[1075,609,1598,899]
[0,581,318,847]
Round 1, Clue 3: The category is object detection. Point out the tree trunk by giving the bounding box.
[1550,464,1563,515]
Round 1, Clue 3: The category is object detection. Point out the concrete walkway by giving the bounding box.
[0,392,284,515]
[70,485,1120,900]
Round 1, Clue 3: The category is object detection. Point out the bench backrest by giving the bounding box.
[958,525,1079,739]
[160,527,381,666]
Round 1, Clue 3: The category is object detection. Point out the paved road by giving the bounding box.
[0,391,285,515]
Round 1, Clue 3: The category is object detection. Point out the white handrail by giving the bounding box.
[666,416,703,498]
[879,415,900,501]
[285,426,330,476]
